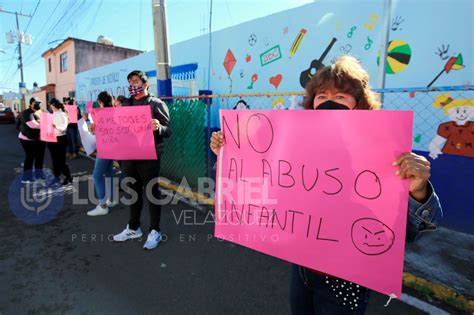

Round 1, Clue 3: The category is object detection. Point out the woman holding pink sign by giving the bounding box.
[18,97,46,183]
[87,91,116,216]
[210,56,442,314]
[47,98,73,186]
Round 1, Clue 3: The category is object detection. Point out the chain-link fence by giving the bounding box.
[160,86,473,185]
[160,99,208,188]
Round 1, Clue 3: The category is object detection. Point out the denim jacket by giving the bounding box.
[406,181,442,242]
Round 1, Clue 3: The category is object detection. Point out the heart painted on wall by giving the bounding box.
[269,74,283,90]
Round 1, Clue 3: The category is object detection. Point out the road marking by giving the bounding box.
[401,293,450,315]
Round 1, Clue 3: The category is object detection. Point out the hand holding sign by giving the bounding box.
[210,131,224,155]
[151,119,161,131]
[393,152,430,202]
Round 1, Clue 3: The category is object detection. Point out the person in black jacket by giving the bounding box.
[113,70,171,250]
[18,97,46,183]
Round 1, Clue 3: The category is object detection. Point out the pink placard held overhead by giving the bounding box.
[93,105,157,160]
[40,112,57,143]
[65,105,78,123]
[215,110,414,298]
[85,101,93,114]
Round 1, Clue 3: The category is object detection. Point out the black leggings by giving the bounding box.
[122,159,162,232]
[20,139,46,179]
[47,135,71,179]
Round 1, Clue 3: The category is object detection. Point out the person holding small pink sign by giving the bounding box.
[112,70,171,250]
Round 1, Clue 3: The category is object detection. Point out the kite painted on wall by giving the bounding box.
[427,53,465,87]
[377,40,412,74]
[428,93,474,159]
[223,49,237,93]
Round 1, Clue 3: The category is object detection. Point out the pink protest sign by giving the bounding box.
[85,101,93,114]
[65,105,78,123]
[215,110,414,298]
[93,106,157,160]
[40,112,57,143]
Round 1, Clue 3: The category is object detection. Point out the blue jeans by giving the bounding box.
[290,264,370,315]
[66,125,79,154]
[93,157,114,204]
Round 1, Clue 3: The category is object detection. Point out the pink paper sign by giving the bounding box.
[215,110,414,298]
[85,101,93,114]
[40,112,57,143]
[93,106,157,160]
[65,105,78,123]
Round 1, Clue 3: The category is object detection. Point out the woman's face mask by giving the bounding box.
[315,100,350,110]
[32,102,41,111]
[313,90,357,110]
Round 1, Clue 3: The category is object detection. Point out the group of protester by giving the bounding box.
[18,70,170,251]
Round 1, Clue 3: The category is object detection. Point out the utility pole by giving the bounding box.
[377,0,392,106]
[152,0,172,97]
[1,8,32,110]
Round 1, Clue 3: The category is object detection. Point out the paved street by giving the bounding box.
[0,123,452,314]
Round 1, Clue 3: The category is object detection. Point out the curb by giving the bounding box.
[403,272,474,313]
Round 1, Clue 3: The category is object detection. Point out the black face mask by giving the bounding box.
[315,100,350,110]
[32,102,41,111]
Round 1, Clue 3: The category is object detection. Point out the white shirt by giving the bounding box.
[53,111,69,136]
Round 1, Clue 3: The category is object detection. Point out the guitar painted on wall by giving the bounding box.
[299,37,337,88]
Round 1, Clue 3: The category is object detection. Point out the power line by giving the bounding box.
[22,0,63,60]
[1,47,18,84]
[84,0,103,33]
[47,0,82,39]
[24,0,41,33]
[23,0,84,63]
[24,0,91,66]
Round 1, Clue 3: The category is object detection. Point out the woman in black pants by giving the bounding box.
[18,97,46,183]
[47,98,72,185]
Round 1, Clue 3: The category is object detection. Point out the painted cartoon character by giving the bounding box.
[233,99,250,110]
[272,97,286,110]
[429,93,474,159]
[271,96,299,110]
